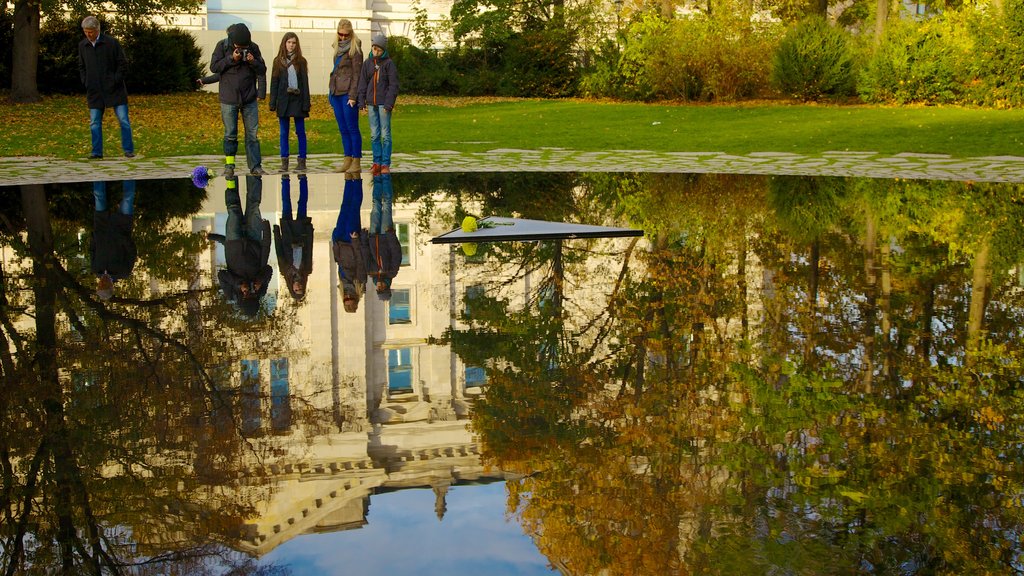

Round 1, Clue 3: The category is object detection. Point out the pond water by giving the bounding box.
[0,172,1022,575]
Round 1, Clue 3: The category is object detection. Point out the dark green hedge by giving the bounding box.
[32,14,203,95]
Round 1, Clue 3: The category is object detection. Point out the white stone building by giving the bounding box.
[163,0,452,95]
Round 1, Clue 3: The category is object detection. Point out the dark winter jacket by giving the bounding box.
[200,72,266,99]
[356,53,399,110]
[360,230,401,283]
[333,237,366,284]
[78,33,129,109]
[210,37,267,106]
[269,58,311,118]
[90,211,136,279]
[329,50,362,97]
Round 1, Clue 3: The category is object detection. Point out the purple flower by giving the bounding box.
[192,166,211,189]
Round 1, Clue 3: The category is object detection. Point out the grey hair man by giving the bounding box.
[78,15,135,159]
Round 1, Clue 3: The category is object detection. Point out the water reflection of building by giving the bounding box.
[190,174,513,555]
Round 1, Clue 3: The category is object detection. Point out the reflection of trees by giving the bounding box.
[448,173,1024,574]
[0,183,301,573]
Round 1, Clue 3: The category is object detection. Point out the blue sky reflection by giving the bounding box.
[262,482,555,575]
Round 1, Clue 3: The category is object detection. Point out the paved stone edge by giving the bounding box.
[1,151,1023,186]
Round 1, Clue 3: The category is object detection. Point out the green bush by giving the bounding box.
[966,0,1024,107]
[579,12,665,101]
[389,36,453,95]
[36,15,203,96]
[772,16,856,100]
[496,29,579,97]
[656,15,778,101]
[444,41,502,95]
[120,20,204,94]
[580,11,777,102]
[38,14,90,95]
[857,13,973,104]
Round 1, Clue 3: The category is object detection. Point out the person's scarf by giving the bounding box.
[335,39,351,59]
[284,52,298,91]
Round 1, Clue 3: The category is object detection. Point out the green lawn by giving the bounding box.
[4,92,1023,160]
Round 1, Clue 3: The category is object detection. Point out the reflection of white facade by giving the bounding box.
[163,0,452,95]
[191,174,514,554]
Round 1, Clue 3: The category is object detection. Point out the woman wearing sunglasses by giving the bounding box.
[328,19,364,174]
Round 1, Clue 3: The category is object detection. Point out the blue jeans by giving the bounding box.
[92,180,136,215]
[330,94,362,158]
[281,175,308,220]
[370,174,394,234]
[221,101,262,169]
[89,104,134,157]
[332,177,363,242]
[367,105,392,166]
[278,117,306,158]
[226,175,264,242]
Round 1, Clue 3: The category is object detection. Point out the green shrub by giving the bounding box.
[580,12,663,101]
[37,15,203,96]
[389,36,453,95]
[38,14,89,95]
[966,0,1024,107]
[580,11,778,102]
[857,13,973,104]
[772,16,856,101]
[120,20,204,94]
[497,28,579,97]
[443,41,502,95]
[655,15,778,101]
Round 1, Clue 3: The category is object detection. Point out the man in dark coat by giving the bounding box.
[210,23,267,177]
[90,180,137,301]
[209,175,273,317]
[78,15,134,159]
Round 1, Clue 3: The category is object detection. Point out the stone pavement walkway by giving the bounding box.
[2,149,1024,186]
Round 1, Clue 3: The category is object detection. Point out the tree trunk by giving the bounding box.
[10,0,42,104]
[874,0,888,44]
[967,241,990,360]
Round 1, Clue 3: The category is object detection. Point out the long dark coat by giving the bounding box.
[90,211,136,279]
[78,33,129,109]
[269,59,311,118]
[274,216,314,281]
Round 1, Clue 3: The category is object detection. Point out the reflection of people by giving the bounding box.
[332,173,366,312]
[208,175,273,316]
[78,15,134,160]
[210,23,267,177]
[269,32,311,173]
[361,173,401,301]
[90,180,137,301]
[357,33,399,176]
[329,19,363,174]
[274,174,313,301]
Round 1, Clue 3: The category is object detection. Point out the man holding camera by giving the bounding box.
[210,23,267,177]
